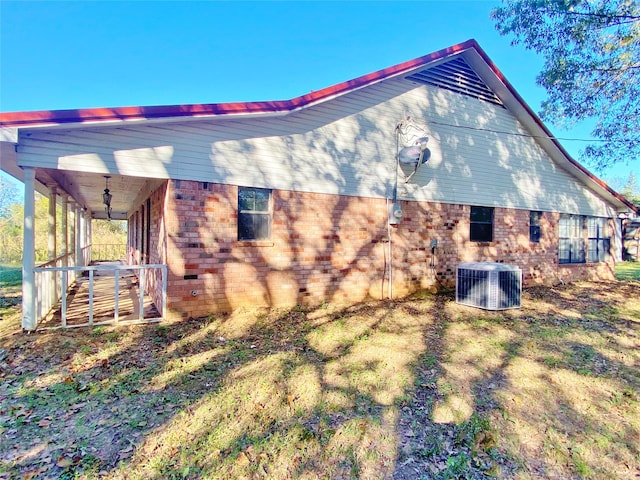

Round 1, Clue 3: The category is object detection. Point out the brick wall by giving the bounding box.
[127,183,168,315]
[135,180,617,319]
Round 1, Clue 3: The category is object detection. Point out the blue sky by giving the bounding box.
[0,0,634,187]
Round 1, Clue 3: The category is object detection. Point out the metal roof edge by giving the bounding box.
[2,39,635,214]
[0,40,477,128]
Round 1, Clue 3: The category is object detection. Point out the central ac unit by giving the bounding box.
[456,262,522,310]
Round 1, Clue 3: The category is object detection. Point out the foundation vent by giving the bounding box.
[456,262,522,310]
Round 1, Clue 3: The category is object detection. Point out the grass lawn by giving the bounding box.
[0,265,22,289]
[0,265,21,337]
[0,278,638,479]
[616,261,640,281]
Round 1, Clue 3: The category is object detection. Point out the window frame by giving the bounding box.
[470,206,494,242]
[530,210,542,243]
[237,187,272,241]
[558,215,611,264]
[587,217,610,263]
[559,214,586,264]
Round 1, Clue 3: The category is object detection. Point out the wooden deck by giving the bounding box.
[39,262,160,329]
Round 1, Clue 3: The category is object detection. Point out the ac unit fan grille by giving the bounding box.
[456,263,522,310]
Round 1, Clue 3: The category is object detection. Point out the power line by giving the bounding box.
[424,119,638,144]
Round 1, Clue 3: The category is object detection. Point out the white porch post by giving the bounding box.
[81,208,87,266]
[68,204,76,285]
[70,203,76,262]
[87,212,92,264]
[22,167,36,331]
[61,194,68,266]
[75,204,82,267]
[82,209,89,265]
[47,186,58,307]
[47,186,57,260]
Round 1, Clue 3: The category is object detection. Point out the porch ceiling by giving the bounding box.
[0,142,157,220]
[40,169,153,220]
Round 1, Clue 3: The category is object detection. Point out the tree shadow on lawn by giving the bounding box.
[1,296,432,479]
[0,280,638,479]
[393,281,640,479]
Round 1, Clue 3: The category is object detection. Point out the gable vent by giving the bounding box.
[406,57,504,107]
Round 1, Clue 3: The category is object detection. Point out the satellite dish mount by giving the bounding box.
[396,117,431,183]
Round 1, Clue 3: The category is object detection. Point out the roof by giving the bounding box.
[0,39,637,214]
[0,41,475,127]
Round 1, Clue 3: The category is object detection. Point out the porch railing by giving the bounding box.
[92,243,127,261]
[33,263,167,329]
[81,245,91,266]
[35,252,78,324]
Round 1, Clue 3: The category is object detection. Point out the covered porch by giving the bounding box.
[37,261,166,329]
[1,132,168,330]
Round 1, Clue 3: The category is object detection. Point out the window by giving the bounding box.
[530,211,542,243]
[238,187,272,240]
[587,217,610,263]
[559,215,586,264]
[559,215,611,264]
[470,206,494,242]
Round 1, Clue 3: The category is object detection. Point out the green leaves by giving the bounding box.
[492,0,640,170]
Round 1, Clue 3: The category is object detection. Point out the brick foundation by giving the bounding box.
[128,180,617,319]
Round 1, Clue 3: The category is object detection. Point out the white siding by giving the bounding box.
[17,77,614,217]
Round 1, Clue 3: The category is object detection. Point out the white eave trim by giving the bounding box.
[1,127,18,142]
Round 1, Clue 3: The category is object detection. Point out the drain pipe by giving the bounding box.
[387,200,393,300]
[388,128,402,300]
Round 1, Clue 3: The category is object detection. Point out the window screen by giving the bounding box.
[559,215,586,264]
[587,217,610,263]
[530,211,541,243]
[470,206,494,242]
[238,187,272,241]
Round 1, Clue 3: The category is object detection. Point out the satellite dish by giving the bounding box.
[398,137,430,166]
[396,118,431,182]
